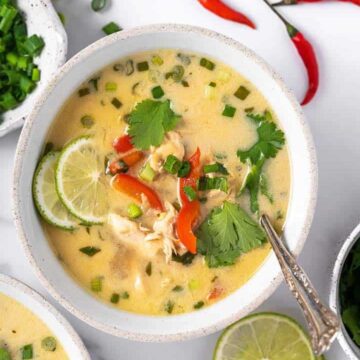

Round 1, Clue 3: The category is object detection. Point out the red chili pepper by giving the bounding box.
[177,148,201,253]
[197,0,256,29]
[274,0,359,5]
[113,135,134,153]
[113,174,164,211]
[340,0,360,5]
[265,1,319,105]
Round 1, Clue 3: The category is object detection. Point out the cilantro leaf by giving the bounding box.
[237,119,285,164]
[128,99,181,150]
[237,112,285,213]
[259,174,274,204]
[196,201,267,268]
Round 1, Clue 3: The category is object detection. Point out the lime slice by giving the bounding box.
[55,136,108,225]
[32,151,77,230]
[213,312,316,360]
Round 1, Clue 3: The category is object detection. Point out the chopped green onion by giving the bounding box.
[41,337,57,352]
[244,106,254,113]
[139,162,156,182]
[164,300,174,314]
[165,65,184,82]
[90,276,103,292]
[14,22,27,40]
[204,84,216,99]
[88,77,100,91]
[111,97,122,109]
[78,88,90,97]
[203,162,229,175]
[21,344,33,359]
[127,203,142,219]
[200,57,215,71]
[91,0,106,12]
[234,85,250,100]
[121,291,129,299]
[163,155,181,174]
[79,246,101,257]
[151,85,164,99]
[181,80,189,87]
[172,285,184,292]
[176,53,191,65]
[193,300,205,310]
[80,115,94,128]
[6,51,17,66]
[0,348,11,360]
[197,176,228,192]
[188,279,199,290]
[0,92,17,110]
[102,22,122,35]
[264,109,272,121]
[23,35,44,55]
[177,160,191,178]
[136,61,149,72]
[19,75,35,93]
[209,81,217,87]
[151,55,164,66]
[105,82,117,91]
[109,293,120,304]
[183,186,197,202]
[145,262,152,276]
[222,104,236,118]
[17,56,28,70]
[125,59,134,75]
[0,6,17,34]
[57,12,65,25]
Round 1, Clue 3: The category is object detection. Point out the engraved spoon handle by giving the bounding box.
[260,214,340,356]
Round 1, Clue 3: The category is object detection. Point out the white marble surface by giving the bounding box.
[1,0,360,358]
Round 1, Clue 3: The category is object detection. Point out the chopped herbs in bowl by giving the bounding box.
[0,0,67,137]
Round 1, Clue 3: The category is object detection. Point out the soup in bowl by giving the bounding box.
[13,24,317,340]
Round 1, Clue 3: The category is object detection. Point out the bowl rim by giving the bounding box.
[0,273,90,359]
[12,23,318,341]
[330,223,360,359]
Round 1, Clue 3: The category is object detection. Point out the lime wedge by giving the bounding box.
[213,312,316,360]
[55,136,108,225]
[32,151,77,230]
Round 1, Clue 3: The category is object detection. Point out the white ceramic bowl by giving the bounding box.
[0,274,90,359]
[330,223,360,359]
[0,0,67,137]
[13,24,318,341]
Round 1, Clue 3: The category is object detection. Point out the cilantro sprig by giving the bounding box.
[196,201,267,268]
[237,111,285,213]
[128,99,181,150]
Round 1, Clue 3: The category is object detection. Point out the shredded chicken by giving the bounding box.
[148,131,185,172]
[144,201,185,262]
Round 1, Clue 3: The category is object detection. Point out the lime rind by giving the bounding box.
[213,312,316,360]
[32,151,77,230]
[55,136,108,225]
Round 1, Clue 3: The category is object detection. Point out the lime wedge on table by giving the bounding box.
[55,136,108,225]
[213,312,316,360]
[32,151,77,230]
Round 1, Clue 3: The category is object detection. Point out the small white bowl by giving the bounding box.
[0,0,67,137]
[13,24,318,341]
[330,223,360,359]
[0,274,90,359]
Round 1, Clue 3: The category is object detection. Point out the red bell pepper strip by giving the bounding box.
[197,0,256,29]
[179,148,201,205]
[113,174,164,211]
[113,135,134,153]
[264,0,319,105]
[177,148,201,254]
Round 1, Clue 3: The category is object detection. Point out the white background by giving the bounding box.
[1,0,360,358]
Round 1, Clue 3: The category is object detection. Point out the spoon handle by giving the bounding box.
[260,214,340,356]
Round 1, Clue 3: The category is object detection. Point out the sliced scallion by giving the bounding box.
[110,293,120,304]
[177,160,191,178]
[139,162,156,182]
[200,58,215,71]
[111,97,122,109]
[79,246,101,257]
[21,344,33,359]
[163,155,181,175]
[197,176,228,193]
[203,162,228,175]
[105,82,117,91]
[234,85,250,100]
[183,186,197,202]
[193,300,205,310]
[136,61,149,72]
[222,104,236,118]
[151,85,164,99]
[151,55,164,66]
[102,22,122,35]
[91,0,106,12]
[90,276,103,292]
[41,337,57,352]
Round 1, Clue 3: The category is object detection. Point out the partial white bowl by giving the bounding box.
[0,274,90,359]
[13,24,318,341]
[0,0,67,137]
[330,223,360,360]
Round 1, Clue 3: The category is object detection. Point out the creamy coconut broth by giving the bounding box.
[37,49,290,315]
[0,293,68,359]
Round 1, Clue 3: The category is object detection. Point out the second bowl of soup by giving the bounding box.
[13,24,317,341]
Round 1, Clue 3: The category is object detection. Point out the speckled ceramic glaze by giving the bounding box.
[330,223,360,360]
[0,274,90,359]
[0,0,67,137]
[13,24,318,341]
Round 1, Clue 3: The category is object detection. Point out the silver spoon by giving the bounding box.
[260,214,340,356]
